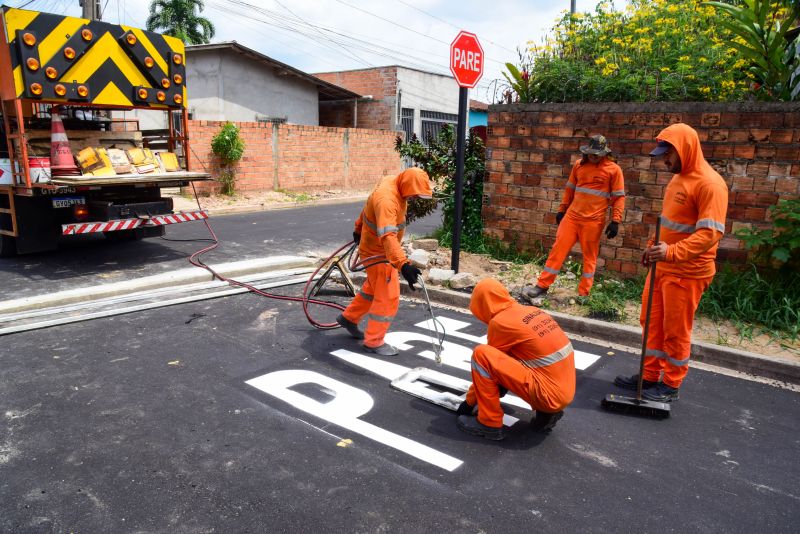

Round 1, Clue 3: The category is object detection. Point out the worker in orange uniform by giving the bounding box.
[523,135,625,300]
[336,167,433,356]
[615,123,728,402]
[455,279,575,441]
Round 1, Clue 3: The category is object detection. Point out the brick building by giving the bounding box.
[314,66,461,142]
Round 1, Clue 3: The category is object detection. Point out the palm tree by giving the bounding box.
[146,0,215,45]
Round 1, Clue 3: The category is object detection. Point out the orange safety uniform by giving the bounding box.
[341,168,432,349]
[465,279,576,429]
[642,123,728,389]
[537,157,625,295]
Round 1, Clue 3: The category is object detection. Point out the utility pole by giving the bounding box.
[80,0,102,20]
[571,1,576,14]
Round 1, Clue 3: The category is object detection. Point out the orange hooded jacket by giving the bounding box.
[654,124,729,279]
[470,279,575,412]
[559,158,626,222]
[354,168,433,270]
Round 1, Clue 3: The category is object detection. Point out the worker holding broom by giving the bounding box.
[523,134,625,301]
[456,278,575,440]
[615,123,728,403]
[336,167,433,356]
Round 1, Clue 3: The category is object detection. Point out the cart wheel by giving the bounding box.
[0,233,16,257]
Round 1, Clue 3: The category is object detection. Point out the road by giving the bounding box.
[0,201,441,300]
[1,284,798,533]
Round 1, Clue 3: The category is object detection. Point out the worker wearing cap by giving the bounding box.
[615,123,728,402]
[523,134,625,300]
[336,167,433,356]
[455,278,575,441]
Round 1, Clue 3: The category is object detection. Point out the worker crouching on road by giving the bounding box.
[523,134,625,301]
[615,123,728,403]
[456,279,576,441]
[336,167,433,356]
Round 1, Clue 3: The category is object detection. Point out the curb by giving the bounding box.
[365,277,800,386]
[0,256,316,315]
[170,194,370,217]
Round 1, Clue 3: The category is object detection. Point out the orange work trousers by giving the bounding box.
[465,345,555,429]
[537,216,604,296]
[342,262,399,348]
[641,272,712,388]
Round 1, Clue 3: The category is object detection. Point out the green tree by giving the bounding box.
[146,0,215,45]
[705,0,800,100]
[509,0,755,102]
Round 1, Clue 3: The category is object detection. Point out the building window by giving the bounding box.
[401,108,414,142]
[420,110,458,144]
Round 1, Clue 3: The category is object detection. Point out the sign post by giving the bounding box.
[449,31,484,273]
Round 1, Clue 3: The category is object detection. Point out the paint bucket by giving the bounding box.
[29,157,51,183]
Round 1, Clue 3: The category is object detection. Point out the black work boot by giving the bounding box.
[530,410,564,433]
[456,415,505,441]
[455,401,476,416]
[614,374,658,391]
[336,314,364,340]
[522,285,548,301]
[642,383,680,403]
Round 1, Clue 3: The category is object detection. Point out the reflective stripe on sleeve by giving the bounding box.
[696,218,725,233]
[358,290,374,301]
[575,186,611,199]
[520,342,573,369]
[611,190,625,197]
[660,215,696,234]
[362,214,406,237]
[566,182,576,189]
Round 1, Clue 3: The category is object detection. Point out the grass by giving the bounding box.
[276,188,314,202]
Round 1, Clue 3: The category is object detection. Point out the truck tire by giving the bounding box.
[0,233,17,257]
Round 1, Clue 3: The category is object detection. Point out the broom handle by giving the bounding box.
[637,216,661,401]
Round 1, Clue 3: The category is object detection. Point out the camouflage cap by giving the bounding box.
[580,134,612,156]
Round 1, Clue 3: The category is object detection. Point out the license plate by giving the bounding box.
[52,196,86,208]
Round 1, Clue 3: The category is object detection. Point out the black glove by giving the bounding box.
[352,231,361,244]
[605,221,619,239]
[555,212,565,226]
[455,401,475,416]
[400,263,422,290]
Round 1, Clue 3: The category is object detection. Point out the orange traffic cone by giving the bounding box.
[50,107,80,176]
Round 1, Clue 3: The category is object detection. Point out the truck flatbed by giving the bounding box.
[49,171,211,187]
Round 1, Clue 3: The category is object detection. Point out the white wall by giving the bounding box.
[396,67,461,139]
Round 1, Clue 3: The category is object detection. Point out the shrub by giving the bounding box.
[211,122,244,196]
[736,199,800,269]
[507,0,757,102]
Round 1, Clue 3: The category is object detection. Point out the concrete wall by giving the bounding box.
[189,120,402,194]
[185,48,320,125]
[483,102,800,275]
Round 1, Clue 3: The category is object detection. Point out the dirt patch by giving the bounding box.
[415,243,800,363]
[168,189,373,212]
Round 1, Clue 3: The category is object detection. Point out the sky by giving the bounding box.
[7,0,626,103]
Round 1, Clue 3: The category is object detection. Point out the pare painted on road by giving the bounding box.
[246,317,602,472]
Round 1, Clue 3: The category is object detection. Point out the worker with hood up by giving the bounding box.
[456,278,576,440]
[615,123,728,403]
[336,167,433,356]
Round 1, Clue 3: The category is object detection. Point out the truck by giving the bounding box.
[0,6,210,256]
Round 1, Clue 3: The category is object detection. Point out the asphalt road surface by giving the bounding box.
[2,285,798,533]
[0,201,441,300]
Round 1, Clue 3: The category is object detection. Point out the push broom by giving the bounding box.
[601,217,671,418]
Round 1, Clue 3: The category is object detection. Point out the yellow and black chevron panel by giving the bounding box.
[2,7,186,109]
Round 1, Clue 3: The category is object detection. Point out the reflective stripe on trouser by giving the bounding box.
[465,344,570,428]
[342,262,399,348]
[536,216,604,295]
[640,272,712,388]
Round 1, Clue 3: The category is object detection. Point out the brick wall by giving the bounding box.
[314,67,398,130]
[483,102,800,276]
[188,120,402,194]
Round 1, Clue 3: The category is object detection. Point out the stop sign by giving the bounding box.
[450,31,484,88]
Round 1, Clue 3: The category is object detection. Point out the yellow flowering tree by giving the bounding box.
[511,0,756,102]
